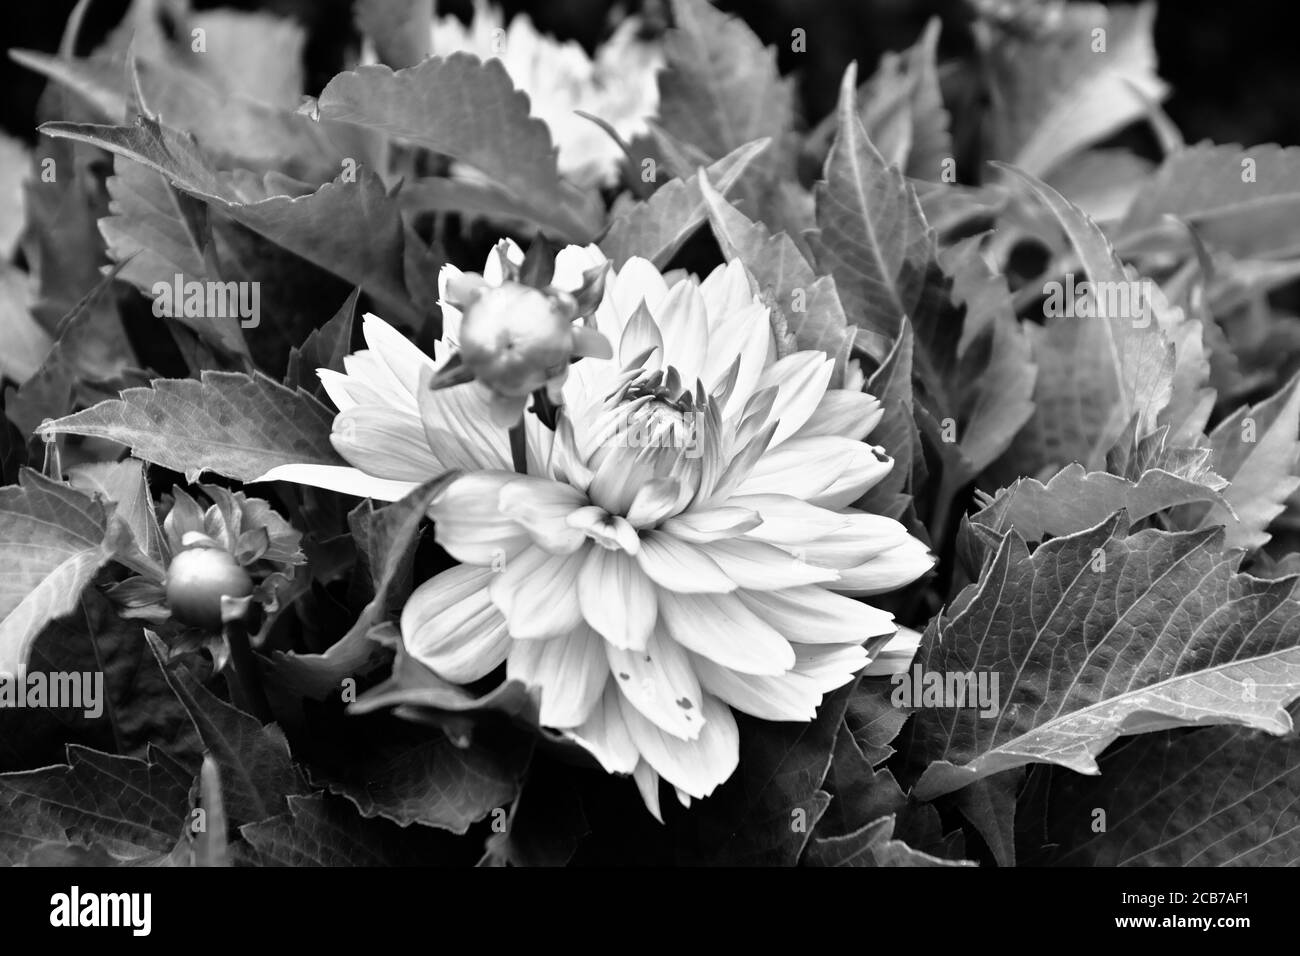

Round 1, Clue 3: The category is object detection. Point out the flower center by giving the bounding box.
[584,365,712,519]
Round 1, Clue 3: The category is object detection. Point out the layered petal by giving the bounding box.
[402,566,510,682]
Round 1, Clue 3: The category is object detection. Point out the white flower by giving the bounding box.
[429,0,661,187]
[261,240,934,818]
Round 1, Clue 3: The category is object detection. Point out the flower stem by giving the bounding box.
[509,420,528,475]
[224,615,273,724]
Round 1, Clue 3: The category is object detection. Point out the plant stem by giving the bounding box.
[224,615,273,723]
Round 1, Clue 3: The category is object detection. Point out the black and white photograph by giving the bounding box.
[0,0,1295,920]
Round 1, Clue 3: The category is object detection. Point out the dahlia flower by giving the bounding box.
[259,241,933,817]
[428,0,662,188]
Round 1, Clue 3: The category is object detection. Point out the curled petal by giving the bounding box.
[402,566,510,683]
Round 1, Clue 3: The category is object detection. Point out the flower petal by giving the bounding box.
[636,531,735,593]
[430,471,531,565]
[754,352,834,447]
[402,565,510,683]
[660,506,762,544]
[796,390,884,441]
[578,546,657,651]
[737,587,896,644]
[690,652,823,721]
[727,494,852,544]
[252,464,417,502]
[508,622,609,727]
[657,590,794,675]
[499,476,589,554]
[417,370,512,471]
[632,761,664,822]
[618,692,739,800]
[864,625,923,676]
[737,436,892,507]
[655,279,709,385]
[696,538,839,588]
[566,683,639,774]
[489,545,586,639]
[833,536,936,595]
[362,313,439,395]
[608,627,705,740]
[331,406,445,481]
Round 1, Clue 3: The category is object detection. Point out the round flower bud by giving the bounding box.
[164,546,254,630]
[458,285,576,400]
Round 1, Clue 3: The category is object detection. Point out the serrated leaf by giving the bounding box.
[0,743,190,865]
[322,725,530,834]
[911,513,1300,800]
[269,474,458,701]
[856,321,920,521]
[285,287,359,393]
[1019,704,1300,865]
[41,117,421,326]
[972,461,1228,544]
[810,65,939,363]
[601,137,770,268]
[0,470,131,675]
[805,814,976,867]
[976,1,1167,178]
[312,54,598,241]
[1121,143,1300,259]
[999,165,1177,466]
[241,792,456,866]
[656,0,794,164]
[669,683,856,865]
[698,170,853,374]
[41,371,346,484]
[1184,370,1300,551]
[147,633,304,828]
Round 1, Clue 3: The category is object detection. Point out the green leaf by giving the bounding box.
[1019,704,1300,865]
[810,65,939,363]
[0,743,191,865]
[601,137,770,269]
[972,461,1228,544]
[910,514,1300,800]
[656,0,795,164]
[976,1,1166,178]
[40,371,346,484]
[148,633,304,828]
[312,54,599,241]
[698,170,853,374]
[0,470,130,675]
